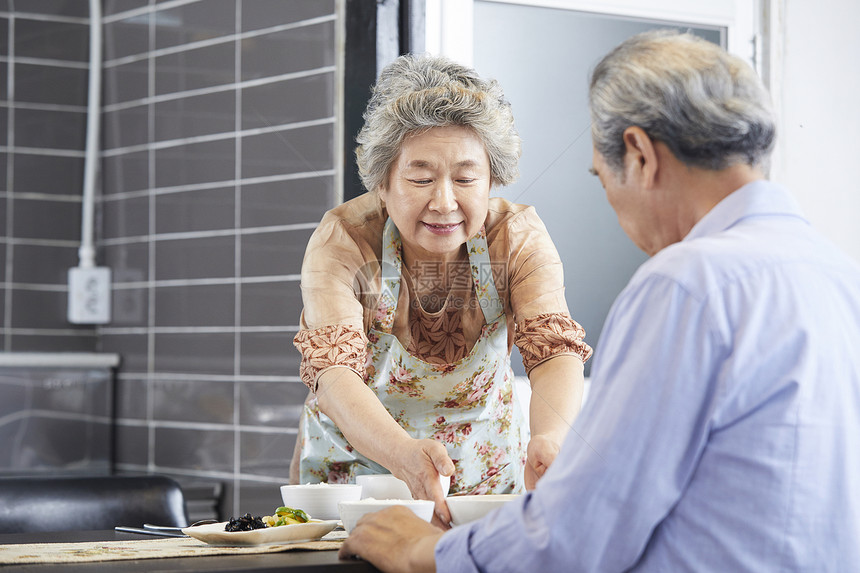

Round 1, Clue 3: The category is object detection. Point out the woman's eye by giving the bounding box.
[409,179,432,185]
[456,179,476,184]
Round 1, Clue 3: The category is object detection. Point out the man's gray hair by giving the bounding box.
[589,30,776,174]
[355,54,521,193]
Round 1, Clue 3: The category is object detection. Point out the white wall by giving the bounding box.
[772,0,860,263]
[425,0,860,265]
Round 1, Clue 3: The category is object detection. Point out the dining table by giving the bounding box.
[0,528,381,572]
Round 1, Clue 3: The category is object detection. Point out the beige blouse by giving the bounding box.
[294,192,592,392]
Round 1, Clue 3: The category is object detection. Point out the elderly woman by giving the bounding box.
[291,54,591,523]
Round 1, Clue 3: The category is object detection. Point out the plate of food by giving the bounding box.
[182,506,339,547]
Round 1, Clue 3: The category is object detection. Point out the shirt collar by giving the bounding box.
[683,179,809,243]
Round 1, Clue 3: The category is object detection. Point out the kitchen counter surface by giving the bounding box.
[0,529,379,572]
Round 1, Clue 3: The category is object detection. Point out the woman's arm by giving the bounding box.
[494,206,591,488]
[315,366,454,524]
[524,355,585,489]
[296,207,453,524]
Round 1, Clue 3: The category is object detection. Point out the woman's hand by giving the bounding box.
[524,356,585,489]
[392,438,454,528]
[525,434,561,490]
[315,370,454,525]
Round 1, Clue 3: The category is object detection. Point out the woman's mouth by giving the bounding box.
[422,222,462,235]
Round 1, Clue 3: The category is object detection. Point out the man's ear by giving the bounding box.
[622,126,658,189]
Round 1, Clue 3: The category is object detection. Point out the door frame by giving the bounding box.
[423,0,783,176]
[425,0,758,67]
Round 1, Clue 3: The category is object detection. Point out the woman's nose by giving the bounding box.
[429,180,457,213]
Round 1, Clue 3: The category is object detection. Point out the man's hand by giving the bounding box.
[525,434,561,490]
[339,505,444,573]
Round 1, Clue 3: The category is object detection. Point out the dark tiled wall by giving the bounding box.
[0,366,113,475]
[0,1,97,352]
[1,0,340,518]
[99,0,338,516]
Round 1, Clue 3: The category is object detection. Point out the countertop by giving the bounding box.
[0,529,379,573]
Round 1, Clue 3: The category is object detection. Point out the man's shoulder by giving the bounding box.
[638,218,860,298]
[631,236,741,296]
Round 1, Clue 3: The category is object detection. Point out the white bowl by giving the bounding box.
[438,474,451,497]
[338,498,435,534]
[354,473,451,500]
[446,494,521,525]
[280,484,362,521]
[355,474,412,500]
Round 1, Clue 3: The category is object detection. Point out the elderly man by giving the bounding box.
[339,30,860,572]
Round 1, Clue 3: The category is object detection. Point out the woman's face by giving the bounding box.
[380,125,492,265]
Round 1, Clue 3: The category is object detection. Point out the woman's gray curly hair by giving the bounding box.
[355,54,521,193]
[589,30,776,175]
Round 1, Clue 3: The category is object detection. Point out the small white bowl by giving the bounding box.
[355,474,412,500]
[354,473,451,500]
[438,474,451,497]
[280,484,362,521]
[446,494,521,526]
[338,498,435,534]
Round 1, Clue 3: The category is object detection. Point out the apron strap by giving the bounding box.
[374,219,505,330]
[373,218,402,333]
[467,226,505,324]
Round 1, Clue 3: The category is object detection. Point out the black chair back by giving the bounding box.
[0,475,188,533]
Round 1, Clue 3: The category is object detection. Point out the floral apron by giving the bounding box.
[298,218,527,495]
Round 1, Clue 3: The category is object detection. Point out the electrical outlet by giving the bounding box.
[68,267,112,324]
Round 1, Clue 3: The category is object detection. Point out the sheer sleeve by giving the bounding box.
[487,203,592,372]
[293,196,384,391]
[298,211,379,331]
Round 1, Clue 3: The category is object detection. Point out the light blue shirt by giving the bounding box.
[436,181,860,572]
